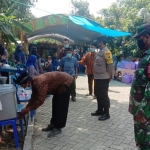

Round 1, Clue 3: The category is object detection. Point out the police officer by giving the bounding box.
[91,36,114,121]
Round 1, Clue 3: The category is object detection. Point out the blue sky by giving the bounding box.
[31,0,116,17]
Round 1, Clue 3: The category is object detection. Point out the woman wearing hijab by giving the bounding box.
[30,46,43,74]
[12,45,26,65]
[26,55,39,77]
[20,48,26,64]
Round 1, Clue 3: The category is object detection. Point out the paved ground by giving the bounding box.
[32,75,137,150]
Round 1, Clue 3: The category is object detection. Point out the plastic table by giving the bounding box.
[0,67,24,74]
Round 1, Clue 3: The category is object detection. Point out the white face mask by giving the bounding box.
[64,44,69,48]
[41,63,44,66]
[90,48,95,52]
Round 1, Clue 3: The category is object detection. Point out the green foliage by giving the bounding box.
[70,0,150,58]
[5,43,16,60]
[71,0,91,18]
[35,38,60,44]
[96,0,150,58]
[0,0,35,20]
[0,0,34,45]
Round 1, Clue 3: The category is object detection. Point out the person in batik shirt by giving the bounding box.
[129,23,150,150]
[14,71,73,138]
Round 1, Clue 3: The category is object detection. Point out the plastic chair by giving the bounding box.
[0,104,25,138]
[0,118,20,149]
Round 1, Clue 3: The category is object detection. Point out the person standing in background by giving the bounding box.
[12,45,26,65]
[78,42,97,98]
[0,44,9,83]
[0,44,5,60]
[74,46,80,61]
[91,36,114,121]
[59,48,78,101]
[20,47,26,64]
[113,55,118,80]
[26,55,39,78]
[45,56,53,72]
[30,46,43,74]
[0,43,9,61]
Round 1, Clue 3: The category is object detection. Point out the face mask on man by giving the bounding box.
[25,86,32,90]
[66,53,72,58]
[90,48,95,52]
[41,63,44,66]
[137,38,146,50]
[64,44,69,48]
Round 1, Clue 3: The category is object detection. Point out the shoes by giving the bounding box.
[98,114,110,121]
[91,111,103,116]
[71,97,76,101]
[42,124,54,132]
[47,128,62,138]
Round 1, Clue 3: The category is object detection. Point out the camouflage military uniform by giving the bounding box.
[129,49,150,150]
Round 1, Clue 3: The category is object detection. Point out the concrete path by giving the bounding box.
[32,75,137,150]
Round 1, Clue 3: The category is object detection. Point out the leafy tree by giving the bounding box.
[0,0,35,54]
[71,0,91,18]
[0,0,35,20]
[96,0,150,58]
[0,11,33,44]
[0,0,35,42]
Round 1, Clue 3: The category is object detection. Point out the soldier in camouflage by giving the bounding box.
[129,23,150,150]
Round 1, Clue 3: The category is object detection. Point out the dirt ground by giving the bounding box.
[0,125,25,150]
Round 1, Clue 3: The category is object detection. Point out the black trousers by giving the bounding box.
[50,86,71,128]
[94,79,110,115]
[70,77,76,98]
[87,74,95,95]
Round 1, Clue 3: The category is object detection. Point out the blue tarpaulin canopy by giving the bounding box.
[69,15,131,37]
[26,14,131,43]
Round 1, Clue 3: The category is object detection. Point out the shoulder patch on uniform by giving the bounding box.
[104,50,113,64]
